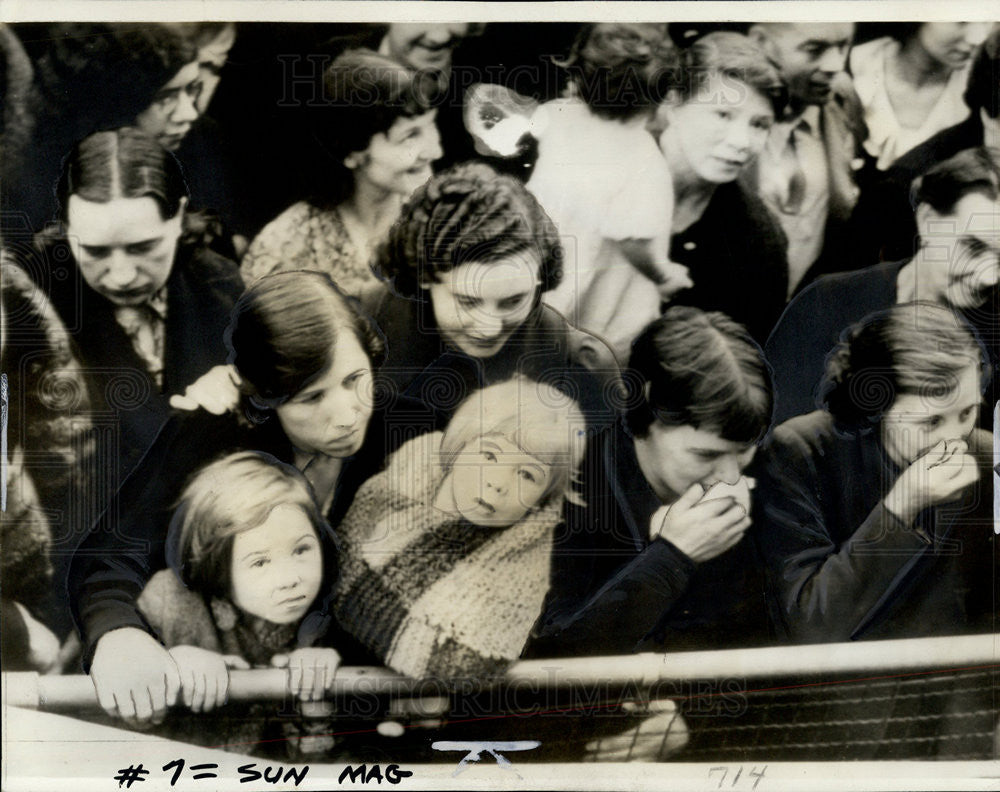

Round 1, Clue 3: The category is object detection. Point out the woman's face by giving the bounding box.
[880,361,981,468]
[917,23,991,70]
[135,59,203,151]
[229,504,323,625]
[351,111,443,198]
[660,72,774,185]
[423,250,542,359]
[273,331,374,458]
[634,423,757,502]
[66,195,184,306]
[195,24,236,114]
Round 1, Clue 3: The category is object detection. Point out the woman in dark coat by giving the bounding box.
[756,302,996,643]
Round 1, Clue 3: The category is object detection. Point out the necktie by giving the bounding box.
[780,123,807,215]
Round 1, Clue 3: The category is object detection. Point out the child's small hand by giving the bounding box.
[169,645,248,712]
[271,648,341,702]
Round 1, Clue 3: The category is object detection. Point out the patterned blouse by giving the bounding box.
[240,201,379,297]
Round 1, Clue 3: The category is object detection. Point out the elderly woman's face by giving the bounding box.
[66,195,183,306]
[274,332,374,458]
[135,59,203,151]
[423,251,542,359]
[660,71,774,184]
[351,111,442,198]
[880,361,981,468]
[634,423,757,503]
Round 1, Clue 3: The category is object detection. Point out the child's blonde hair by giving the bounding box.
[167,451,331,600]
[438,377,587,507]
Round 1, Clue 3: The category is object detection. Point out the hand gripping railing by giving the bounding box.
[4,633,998,711]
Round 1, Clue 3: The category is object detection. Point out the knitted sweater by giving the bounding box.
[333,432,562,682]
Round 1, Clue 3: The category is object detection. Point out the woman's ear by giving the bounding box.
[344,150,370,170]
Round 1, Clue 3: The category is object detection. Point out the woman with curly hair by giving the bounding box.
[241,48,443,296]
[756,301,996,643]
[367,161,618,423]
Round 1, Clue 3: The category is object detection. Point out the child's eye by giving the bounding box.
[518,469,536,483]
[298,391,323,404]
[456,296,479,309]
[960,406,977,422]
[294,543,314,556]
[251,558,269,568]
[483,451,497,462]
[923,416,943,429]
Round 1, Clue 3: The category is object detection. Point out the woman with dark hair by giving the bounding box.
[656,32,791,342]
[69,270,435,726]
[25,127,243,491]
[2,24,197,236]
[531,306,774,657]
[367,161,617,424]
[850,22,991,169]
[241,48,443,295]
[757,302,995,643]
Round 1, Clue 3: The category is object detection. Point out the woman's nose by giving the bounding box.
[422,127,444,162]
[725,121,752,152]
[471,310,504,338]
[105,252,139,287]
[172,88,200,124]
[715,455,743,486]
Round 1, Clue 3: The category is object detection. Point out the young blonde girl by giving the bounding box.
[333,376,586,682]
[136,451,341,750]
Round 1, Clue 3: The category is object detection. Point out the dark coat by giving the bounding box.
[527,421,769,658]
[755,412,996,643]
[32,234,244,489]
[669,180,789,345]
[847,115,983,267]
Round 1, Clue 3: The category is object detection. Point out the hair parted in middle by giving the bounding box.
[820,301,987,430]
[438,376,587,508]
[374,161,564,299]
[624,306,774,444]
[166,450,334,601]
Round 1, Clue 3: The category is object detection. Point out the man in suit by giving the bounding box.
[745,23,866,295]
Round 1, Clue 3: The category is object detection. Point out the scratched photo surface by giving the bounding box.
[1,3,999,790]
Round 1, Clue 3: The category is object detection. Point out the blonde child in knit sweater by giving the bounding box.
[333,377,586,682]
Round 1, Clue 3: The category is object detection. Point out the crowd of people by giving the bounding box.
[2,20,998,760]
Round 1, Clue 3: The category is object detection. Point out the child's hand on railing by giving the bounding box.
[271,648,341,702]
[168,645,249,713]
